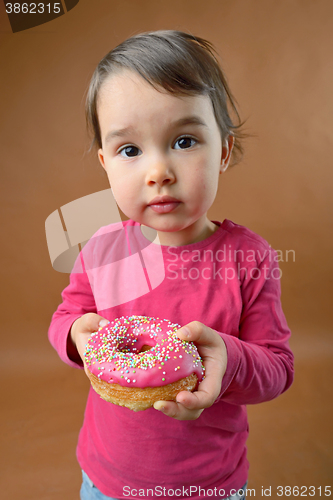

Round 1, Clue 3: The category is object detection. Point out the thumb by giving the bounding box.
[98,317,110,328]
[177,321,222,349]
[80,313,110,334]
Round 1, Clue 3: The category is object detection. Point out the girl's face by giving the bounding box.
[97,70,233,246]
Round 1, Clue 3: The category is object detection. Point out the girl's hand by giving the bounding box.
[70,313,109,373]
[153,321,227,420]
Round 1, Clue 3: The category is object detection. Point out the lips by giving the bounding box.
[148,195,181,214]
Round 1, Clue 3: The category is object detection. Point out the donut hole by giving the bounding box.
[119,345,132,353]
[118,342,155,354]
[140,344,154,352]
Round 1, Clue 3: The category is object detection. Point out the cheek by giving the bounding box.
[200,181,219,208]
[192,166,219,199]
[107,172,139,210]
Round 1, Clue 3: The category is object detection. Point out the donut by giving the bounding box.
[84,315,205,411]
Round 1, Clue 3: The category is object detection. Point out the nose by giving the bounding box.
[145,153,176,187]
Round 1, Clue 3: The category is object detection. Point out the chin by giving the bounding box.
[144,211,199,234]
[154,221,189,234]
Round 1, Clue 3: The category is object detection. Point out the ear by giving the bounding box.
[98,148,106,171]
[220,135,234,174]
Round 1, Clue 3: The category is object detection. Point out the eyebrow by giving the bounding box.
[104,116,208,144]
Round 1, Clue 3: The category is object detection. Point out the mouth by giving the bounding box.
[148,196,181,214]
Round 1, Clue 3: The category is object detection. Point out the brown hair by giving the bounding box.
[85,30,246,165]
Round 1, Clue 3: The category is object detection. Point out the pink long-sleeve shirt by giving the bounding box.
[48,219,294,499]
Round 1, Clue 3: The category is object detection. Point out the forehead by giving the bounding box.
[97,70,216,133]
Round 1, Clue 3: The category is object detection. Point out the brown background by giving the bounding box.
[1,0,332,498]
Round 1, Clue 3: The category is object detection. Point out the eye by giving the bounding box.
[174,137,197,150]
[118,145,142,158]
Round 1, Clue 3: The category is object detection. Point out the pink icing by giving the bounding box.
[85,315,205,388]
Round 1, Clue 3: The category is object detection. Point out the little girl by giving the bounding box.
[49,30,294,500]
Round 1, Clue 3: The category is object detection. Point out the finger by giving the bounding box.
[176,390,202,409]
[74,316,106,360]
[178,321,227,390]
[177,321,224,350]
[75,333,91,362]
[154,354,225,417]
[174,342,226,411]
[83,313,110,333]
[71,314,109,352]
[177,365,222,409]
[153,400,203,421]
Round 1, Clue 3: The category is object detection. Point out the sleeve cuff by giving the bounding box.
[48,314,85,370]
[215,332,242,402]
